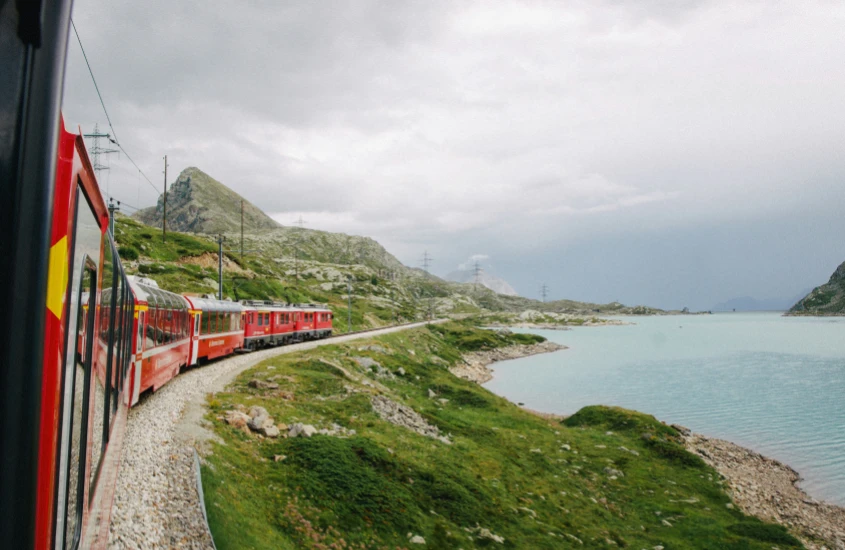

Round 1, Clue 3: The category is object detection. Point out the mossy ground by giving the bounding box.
[201,323,801,549]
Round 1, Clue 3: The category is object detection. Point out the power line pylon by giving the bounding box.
[473,260,483,291]
[420,250,432,273]
[540,283,549,303]
[83,123,119,194]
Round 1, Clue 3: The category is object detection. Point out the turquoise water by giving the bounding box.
[484,313,845,505]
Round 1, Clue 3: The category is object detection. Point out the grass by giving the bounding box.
[200,323,803,549]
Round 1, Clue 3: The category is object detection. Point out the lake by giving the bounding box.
[483,313,845,506]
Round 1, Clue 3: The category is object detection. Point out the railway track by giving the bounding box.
[108,320,444,549]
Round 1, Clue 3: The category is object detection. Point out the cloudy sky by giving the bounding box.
[63,0,845,310]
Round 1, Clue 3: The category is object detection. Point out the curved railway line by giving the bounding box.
[108,320,443,549]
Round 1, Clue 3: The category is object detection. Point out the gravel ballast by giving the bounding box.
[108,322,440,549]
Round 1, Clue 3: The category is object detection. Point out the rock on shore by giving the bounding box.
[450,340,566,384]
[684,431,845,550]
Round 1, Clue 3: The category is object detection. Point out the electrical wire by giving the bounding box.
[70,19,161,196]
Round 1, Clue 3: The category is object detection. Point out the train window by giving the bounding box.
[54,185,106,550]
[257,313,263,326]
[264,313,270,325]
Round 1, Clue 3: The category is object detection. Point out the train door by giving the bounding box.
[190,313,200,366]
[131,310,144,406]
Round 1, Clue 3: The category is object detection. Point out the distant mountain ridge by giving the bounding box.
[445,269,519,296]
[789,261,845,315]
[134,167,280,234]
[129,166,665,317]
[713,290,813,312]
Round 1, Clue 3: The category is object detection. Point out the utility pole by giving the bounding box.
[420,250,432,273]
[240,200,244,261]
[107,198,120,236]
[216,234,225,300]
[346,275,352,333]
[293,214,306,284]
[540,283,549,303]
[162,155,168,243]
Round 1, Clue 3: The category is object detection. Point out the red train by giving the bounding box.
[125,278,333,406]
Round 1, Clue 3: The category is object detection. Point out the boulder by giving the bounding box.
[224,410,250,428]
[289,423,317,438]
[262,425,281,438]
[409,535,426,544]
[247,406,273,432]
[249,379,279,390]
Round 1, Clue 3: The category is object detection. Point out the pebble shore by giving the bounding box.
[449,340,567,384]
[108,321,439,549]
[684,432,845,550]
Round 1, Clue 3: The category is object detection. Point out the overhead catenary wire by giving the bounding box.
[71,19,161,196]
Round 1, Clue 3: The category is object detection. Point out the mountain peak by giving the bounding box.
[134,167,280,234]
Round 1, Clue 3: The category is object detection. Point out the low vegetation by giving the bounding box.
[201,324,801,549]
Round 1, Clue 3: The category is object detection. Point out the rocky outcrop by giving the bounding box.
[371,395,451,444]
[450,341,566,384]
[684,431,845,550]
[789,260,845,315]
[134,167,280,234]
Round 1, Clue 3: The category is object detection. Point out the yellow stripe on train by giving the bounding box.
[46,236,68,319]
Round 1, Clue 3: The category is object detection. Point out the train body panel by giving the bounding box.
[37,120,136,550]
[183,296,245,364]
[295,305,333,340]
[126,276,191,404]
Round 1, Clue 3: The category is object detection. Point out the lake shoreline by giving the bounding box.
[468,335,845,550]
[682,430,845,550]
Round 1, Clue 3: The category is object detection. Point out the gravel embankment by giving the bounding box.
[108,321,439,549]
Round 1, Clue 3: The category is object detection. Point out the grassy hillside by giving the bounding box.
[200,323,801,549]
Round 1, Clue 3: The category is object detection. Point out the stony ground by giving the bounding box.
[449,339,566,384]
[107,322,439,549]
[685,432,845,550]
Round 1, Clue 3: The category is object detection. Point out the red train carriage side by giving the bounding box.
[126,276,191,406]
[183,296,245,365]
[293,304,333,340]
[35,121,136,550]
[314,307,334,338]
[241,301,297,349]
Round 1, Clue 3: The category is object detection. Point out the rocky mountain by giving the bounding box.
[788,261,845,315]
[134,167,280,234]
[445,269,519,296]
[713,290,812,312]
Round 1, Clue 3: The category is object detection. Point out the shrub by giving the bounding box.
[727,521,802,546]
[118,245,139,260]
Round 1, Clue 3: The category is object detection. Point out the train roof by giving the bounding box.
[183,295,244,313]
[239,299,299,311]
[127,275,188,310]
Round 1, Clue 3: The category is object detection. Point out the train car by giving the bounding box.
[30,119,136,550]
[125,276,191,406]
[294,304,333,340]
[183,296,245,365]
[241,300,298,349]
